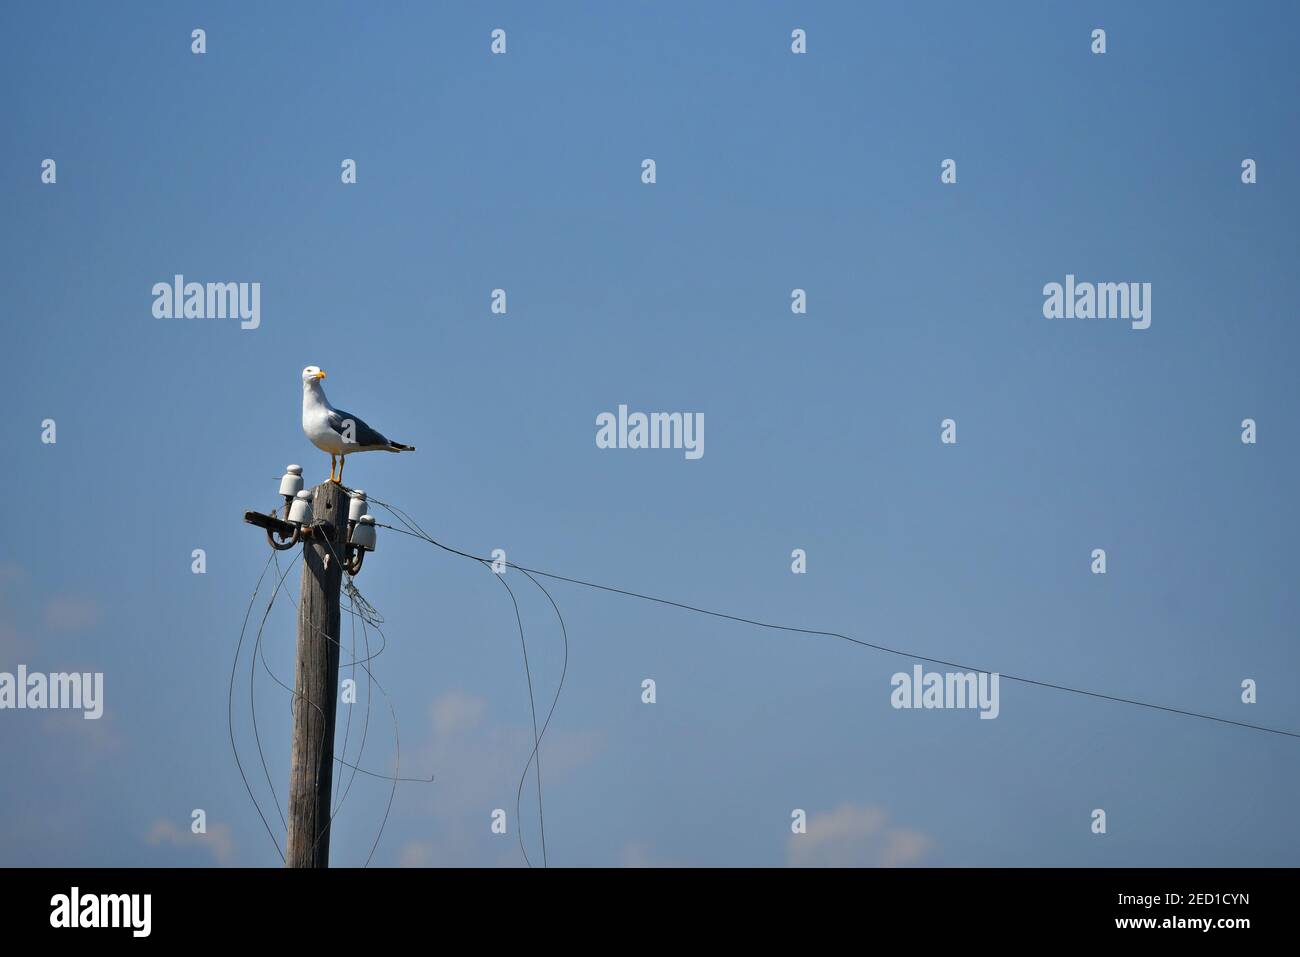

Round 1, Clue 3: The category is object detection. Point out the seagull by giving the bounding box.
[301,365,415,483]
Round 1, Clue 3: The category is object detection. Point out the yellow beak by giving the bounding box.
[316,370,327,379]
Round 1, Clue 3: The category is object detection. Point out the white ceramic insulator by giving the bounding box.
[288,489,313,525]
[351,514,377,551]
[348,490,368,523]
[279,464,304,498]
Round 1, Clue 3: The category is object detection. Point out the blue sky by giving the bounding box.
[2,1,1298,867]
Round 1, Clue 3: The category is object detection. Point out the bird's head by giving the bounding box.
[301,365,327,384]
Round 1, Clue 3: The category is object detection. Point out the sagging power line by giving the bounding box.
[360,492,1300,743]
[235,471,1296,872]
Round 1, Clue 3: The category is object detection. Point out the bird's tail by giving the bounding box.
[388,442,416,452]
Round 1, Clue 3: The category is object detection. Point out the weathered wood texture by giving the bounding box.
[285,481,347,868]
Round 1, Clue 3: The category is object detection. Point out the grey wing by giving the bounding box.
[327,407,391,448]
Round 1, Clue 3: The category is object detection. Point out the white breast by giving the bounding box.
[303,386,346,453]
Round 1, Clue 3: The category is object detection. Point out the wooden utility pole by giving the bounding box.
[285,481,348,868]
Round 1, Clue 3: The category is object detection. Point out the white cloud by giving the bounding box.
[431,689,487,738]
[397,840,435,867]
[146,818,236,866]
[417,690,604,817]
[391,690,605,865]
[43,596,101,633]
[787,803,933,867]
[43,709,123,756]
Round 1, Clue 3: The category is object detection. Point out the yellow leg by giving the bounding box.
[338,455,346,484]
[329,455,337,482]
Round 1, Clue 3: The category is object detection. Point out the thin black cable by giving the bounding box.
[250,550,405,844]
[236,522,429,868]
[312,526,411,867]
[368,492,549,866]
[365,505,1300,742]
[357,608,400,867]
[514,565,568,866]
[253,551,301,831]
[229,550,287,863]
[333,587,358,816]
[491,570,546,869]
[249,583,408,784]
[268,538,425,783]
